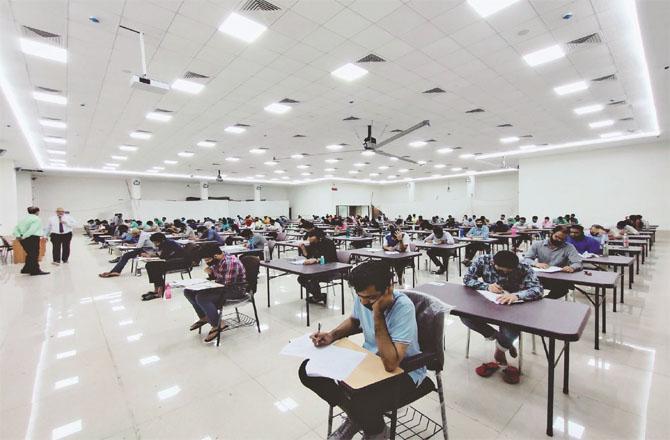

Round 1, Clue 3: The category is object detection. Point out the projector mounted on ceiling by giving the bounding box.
[216,170,224,182]
[121,25,169,94]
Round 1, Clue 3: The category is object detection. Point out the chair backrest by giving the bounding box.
[239,255,260,294]
[402,290,452,371]
[276,231,287,242]
[336,249,353,264]
[183,243,202,267]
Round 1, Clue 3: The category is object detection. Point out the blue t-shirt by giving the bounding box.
[351,290,425,385]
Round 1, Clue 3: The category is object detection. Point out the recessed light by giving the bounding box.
[387,175,397,179]
[518,144,537,150]
[274,169,285,174]
[434,164,446,169]
[264,102,291,114]
[177,151,194,158]
[467,0,520,18]
[459,153,475,159]
[353,162,366,167]
[146,112,172,122]
[389,157,399,161]
[291,154,305,159]
[417,160,427,165]
[255,174,265,178]
[348,170,359,174]
[218,12,267,43]
[33,91,67,105]
[152,166,165,170]
[197,140,216,147]
[331,63,368,82]
[437,147,453,154]
[369,172,379,177]
[451,167,462,172]
[378,165,389,170]
[130,131,152,140]
[264,161,278,166]
[225,156,240,162]
[409,141,427,148]
[224,126,246,134]
[103,163,120,167]
[300,172,312,176]
[398,168,409,173]
[324,168,336,172]
[589,120,615,129]
[600,131,623,138]
[119,145,138,152]
[500,136,519,144]
[171,79,204,94]
[39,119,66,129]
[325,158,340,164]
[326,144,343,151]
[44,136,66,145]
[111,155,128,161]
[249,148,266,154]
[20,38,67,63]
[522,44,565,67]
[47,149,66,155]
[164,160,178,165]
[296,164,310,169]
[553,81,588,96]
[361,150,375,156]
[574,104,604,115]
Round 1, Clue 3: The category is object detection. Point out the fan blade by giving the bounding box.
[373,120,430,149]
[374,150,419,164]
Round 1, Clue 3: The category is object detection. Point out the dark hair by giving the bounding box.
[591,224,604,229]
[433,225,444,238]
[616,220,627,229]
[150,232,166,242]
[307,228,325,239]
[303,221,314,229]
[552,225,569,234]
[197,226,207,233]
[117,224,129,233]
[199,242,223,259]
[570,224,584,233]
[146,220,154,226]
[27,206,40,214]
[240,229,253,238]
[349,260,393,293]
[493,250,519,269]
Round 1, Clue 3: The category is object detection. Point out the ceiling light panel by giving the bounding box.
[224,126,246,134]
[589,120,615,129]
[574,104,604,115]
[264,103,291,114]
[197,140,216,148]
[146,112,172,122]
[522,44,565,67]
[218,12,267,43]
[409,141,427,148]
[20,38,67,63]
[326,144,343,151]
[44,136,65,144]
[177,151,194,158]
[39,119,66,129]
[130,131,152,140]
[331,63,368,82]
[467,0,520,18]
[171,79,205,94]
[500,136,519,144]
[554,81,588,96]
[33,91,66,105]
[47,149,66,155]
[119,145,138,152]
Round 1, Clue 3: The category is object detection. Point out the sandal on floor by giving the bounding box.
[502,366,520,384]
[204,328,222,343]
[190,320,208,331]
[142,292,163,301]
[141,291,156,299]
[475,362,500,378]
[99,272,119,278]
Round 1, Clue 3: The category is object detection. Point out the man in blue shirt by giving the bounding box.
[568,225,602,254]
[464,218,491,263]
[299,261,423,440]
[197,225,225,245]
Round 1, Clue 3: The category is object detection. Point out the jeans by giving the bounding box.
[298,359,417,435]
[20,235,42,274]
[50,232,72,262]
[465,242,490,260]
[183,286,245,326]
[539,278,571,299]
[145,258,187,288]
[426,249,453,269]
[297,274,333,299]
[460,316,519,349]
[111,248,144,273]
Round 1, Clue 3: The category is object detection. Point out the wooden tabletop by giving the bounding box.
[350,248,422,260]
[332,236,375,242]
[335,339,403,390]
[534,269,620,288]
[259,258,351,276]
[582,255,634,266]
[413,283,590,341]
[412,241,468,250]
[456,237,498,243]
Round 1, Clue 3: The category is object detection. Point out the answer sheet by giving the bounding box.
[280,334,366,380]
[532,266,562,273]
[477,290,523,304]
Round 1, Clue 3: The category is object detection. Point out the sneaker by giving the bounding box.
[328,417,360,440]
[52,261,61,265]
[435,266,446,275]
[109,258,120,263]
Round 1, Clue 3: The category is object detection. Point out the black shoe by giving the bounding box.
[20,268,29,274]
[436,267,446,275]
[307,293,327,304]
[462,260,472,267]
[31,271,50,276]
[109,258,120,263]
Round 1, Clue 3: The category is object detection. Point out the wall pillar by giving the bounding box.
[200,181,209,200]
[254,184,262,201]
[465,175,476,215]
[0,158,18,234]
[407,181,415,203]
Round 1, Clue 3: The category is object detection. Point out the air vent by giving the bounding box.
[520,134,533,138]
[339,143,350,146]
[567,33,602,48]
[426,139,437,143]
[343,116,360,121]
[183,71,209,80]
[592,74,616,82]
[293,134,306,138]
[36,86,61,93]
[465,108,485,113]
[608,100,626,106]
[235,123,251,127]
[279,98,299,104]
[497,123,513,127]
[619,117,634,121]
[22,26,62,45]
[135,129,151,134]
[357,54,386,63]
[211,162,221,166]
[453,147,462,150]
[240,0,280,11]
[423,87,446,94]
[154,108,173,113]
[390,129,403,133]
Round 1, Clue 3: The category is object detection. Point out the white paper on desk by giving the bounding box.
[477,290,523,304]
[427,281,445,286]
[532,266,562,273]
[290,258,306,265]
[185,281,222,291]
[221,245,245,252]
[280,335,366,380]
[581,252,598,258]
[384,251,400,255]
[171,278,210,288]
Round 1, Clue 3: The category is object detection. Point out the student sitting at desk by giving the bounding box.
[100,229,154,277]
[423,225,455,275]
[297,229,338,304]
[523,226,582,299]
[463,218,490,264]
[586,224,609,247]
[196,225,225,245]
[240,228,266,250]
[567,225,602,255]
[184,245,246,343]
[300,260,424,440]
[608,220,638,238]
[383,225,412,285]
[461,250,543,383]
[141,233,187,301]
[541,216,554,228]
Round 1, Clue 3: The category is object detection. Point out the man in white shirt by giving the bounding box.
[383,226,412,285]
[45,207,76,264]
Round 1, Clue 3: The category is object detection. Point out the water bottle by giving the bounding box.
[345,228,350,238]
[459,227,464,238]
[510,226,517,237]
[263,243,270,262]
[164,283,172,300]
[603,241,609,256]
[319,255,325,265]
[623,233,629,248]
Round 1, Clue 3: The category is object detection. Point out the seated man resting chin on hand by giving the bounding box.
[460,250,544,384]
[299,260,424,440]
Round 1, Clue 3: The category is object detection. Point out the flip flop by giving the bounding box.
[99,272,120,278]
[190,320,208,331]
[502,366,520,384]
[475,362,500,378]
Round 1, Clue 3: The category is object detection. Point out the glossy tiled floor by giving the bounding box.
[1,234,669,440]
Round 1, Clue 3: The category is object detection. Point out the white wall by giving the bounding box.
[0,159,18,234]
[135,200,289,220]
[519,141,670,229]
[288,182,376,218]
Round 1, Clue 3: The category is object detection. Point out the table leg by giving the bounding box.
[563,341,570,394]
[305,284,310,327]
[412,258,416,288]
[445,255,449,282]
[457,247,462,277]
[612,284,617,313]
[594,287,600,350]
[340,273,345,315]
[602,288,607,334]
[628,264,633,291]
[636,253,640,274]
[620,266,624,298]
[266,266,271,307]
[546,338,556,436]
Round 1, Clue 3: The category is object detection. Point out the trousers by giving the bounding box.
[460,316,519,349]
[50,232,72,263]
[20,235,41,274]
